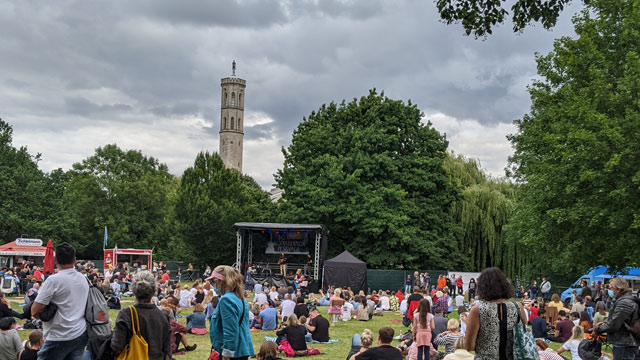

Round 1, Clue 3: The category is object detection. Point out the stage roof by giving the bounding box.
[234,222,325,231]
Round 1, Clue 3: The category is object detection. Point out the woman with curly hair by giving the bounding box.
[464,267,527,360]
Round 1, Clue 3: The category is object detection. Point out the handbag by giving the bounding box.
[115,306,148,360]
[512,302,540,360]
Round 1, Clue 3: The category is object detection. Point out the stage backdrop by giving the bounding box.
[323,251,367,294]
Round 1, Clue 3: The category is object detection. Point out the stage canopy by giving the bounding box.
[323,250,368,294]
[233,222,328,281]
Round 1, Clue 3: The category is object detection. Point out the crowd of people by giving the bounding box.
[0,245,636,360]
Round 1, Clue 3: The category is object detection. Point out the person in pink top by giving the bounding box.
[412,299,435,360]
[328,288,343,326]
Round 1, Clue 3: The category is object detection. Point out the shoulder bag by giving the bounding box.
[115,306,148,360]
[512,302,540,360]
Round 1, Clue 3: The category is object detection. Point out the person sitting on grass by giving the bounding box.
[18,329,42,360]
[186,303,207,334]
[257,303,279,331]
[256,341,284,360]
[0,317,22,360]
[433,318,463,356]
[354,327,402,360]
[443,337,474,360]
[357,297,370,321]
[348,328,374,360]
[535,339,565,360]
[276,314,307,355]
[306,308,330,343]
[556,325,584,359]
[294,296,309,319]
[161,308,197,354]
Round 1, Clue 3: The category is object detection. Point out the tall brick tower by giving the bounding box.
[219,60,245,172]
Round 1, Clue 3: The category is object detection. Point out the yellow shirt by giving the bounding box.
[549,301,564,312]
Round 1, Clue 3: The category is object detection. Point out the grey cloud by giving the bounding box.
[64,97,133,116]
[132,0,288,28]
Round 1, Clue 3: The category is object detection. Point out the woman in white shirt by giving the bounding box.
[557,325,584,359]
[179,284,192,307]
[378,291,390,311]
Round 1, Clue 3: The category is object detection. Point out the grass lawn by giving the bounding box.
[7,294,583,360]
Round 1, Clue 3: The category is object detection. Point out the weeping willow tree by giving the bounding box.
[444,152,526,277]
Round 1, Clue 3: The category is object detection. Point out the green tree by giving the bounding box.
[65,144,177,257]
[436,0,577,37]
[507,0,640,275]
[0,119,54,243]
[444,152,522,276]
[174,152,273,267]
[275,90,461,269]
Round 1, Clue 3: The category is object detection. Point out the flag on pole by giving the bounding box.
[104,226,108,249]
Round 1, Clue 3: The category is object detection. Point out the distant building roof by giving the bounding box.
[0,240,47,256]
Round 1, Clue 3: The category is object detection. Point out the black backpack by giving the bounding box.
[578,338,602,360]
[625,297,640,343]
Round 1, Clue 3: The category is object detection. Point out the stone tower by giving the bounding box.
[219,60,245,172]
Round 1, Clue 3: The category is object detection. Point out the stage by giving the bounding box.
[233,222,328,284]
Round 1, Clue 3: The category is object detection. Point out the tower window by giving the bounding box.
[223,117,227,129]
[231,92,236,107]
[238,118,241,129]
[231,117,235,130]
[239,93,243,107]
[224,92,228,106]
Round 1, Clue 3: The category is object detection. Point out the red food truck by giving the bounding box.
[103,248,152,273]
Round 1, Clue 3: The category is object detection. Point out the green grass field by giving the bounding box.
[7,295,581,359]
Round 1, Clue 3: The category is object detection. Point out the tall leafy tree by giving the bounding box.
[508,0,640,274]
[275,90,461,269]
[444,153,522,276]
[65,144,176,257]
[0,119,53,242]
[174,152,272,267]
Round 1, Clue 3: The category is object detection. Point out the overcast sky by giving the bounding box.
[1,0,579,189]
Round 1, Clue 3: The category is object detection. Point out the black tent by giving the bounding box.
[323,251,367,294]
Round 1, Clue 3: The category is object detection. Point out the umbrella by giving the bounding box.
[43,240,54,275]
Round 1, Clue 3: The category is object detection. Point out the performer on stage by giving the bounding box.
[278,252,287,275]
[304,254,313,276]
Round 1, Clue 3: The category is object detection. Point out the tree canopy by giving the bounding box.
[275,90,462,269]
[508,0,640,274]
[436,0,577,37]
[175,152,273,267]
[444,153,522,276]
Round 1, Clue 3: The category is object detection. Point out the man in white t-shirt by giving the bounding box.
[280,294,296,319]
[253,290,268,306]
[32,243,89,360]
[455,294,465,307]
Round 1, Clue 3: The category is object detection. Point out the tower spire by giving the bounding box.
[232,60,236,77]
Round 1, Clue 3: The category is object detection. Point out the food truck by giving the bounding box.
[103,248,152,273]
[0,238,47,268]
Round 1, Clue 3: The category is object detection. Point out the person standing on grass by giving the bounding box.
[208,265,254,360]
[31,243,89,360]
[355,327,402,360]
[464,267,527,360]
[593,277,639,360]
[412,299,435,360]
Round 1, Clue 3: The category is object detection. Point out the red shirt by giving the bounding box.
[529,306,539,324]
[456,278,463,288]
[33,270,42,281]
[162,273,170,282]
[395,291,404,303]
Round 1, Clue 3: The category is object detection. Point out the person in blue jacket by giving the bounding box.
[208,265,254,360]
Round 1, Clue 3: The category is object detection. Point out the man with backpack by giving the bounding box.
[593,277,639,360]
[31,243,89,360]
